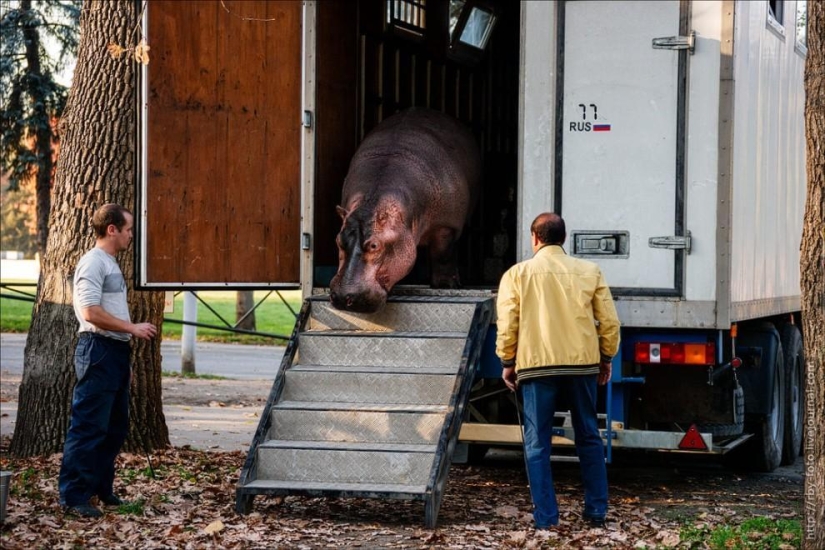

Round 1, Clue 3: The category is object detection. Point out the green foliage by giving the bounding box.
[0,0,80,184]
[115,498,145,516]
[1,0,80,256]
[679,517,801,549]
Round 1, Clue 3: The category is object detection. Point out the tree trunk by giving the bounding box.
[20,0,54,259]
[802,1,825,548]
[236,290,257,331]
[10,0,169,457]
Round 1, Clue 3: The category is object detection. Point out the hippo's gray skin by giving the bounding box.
[330,108,481,313]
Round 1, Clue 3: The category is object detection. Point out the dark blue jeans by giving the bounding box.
[59,333,131,507]
[520,375,607,528]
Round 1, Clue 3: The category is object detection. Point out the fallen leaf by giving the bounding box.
[203,519,225,535]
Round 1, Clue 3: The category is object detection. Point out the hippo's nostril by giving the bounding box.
[345,294,354,307]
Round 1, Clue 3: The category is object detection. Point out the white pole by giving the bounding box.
[181,291,197,374]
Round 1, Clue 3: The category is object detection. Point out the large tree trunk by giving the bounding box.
[10,1,169,457]
[802,1,825,548]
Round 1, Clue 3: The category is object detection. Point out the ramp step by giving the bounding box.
[289,364,458,375]
[242,479,428,497]
[270,408,446,444]
[282,371,455,405]
[302,330,466,338]
[308,299,477,332]
[298,333,466,369]
[273,400,448,413]
[256,447,434,485]
[259,440,436,453]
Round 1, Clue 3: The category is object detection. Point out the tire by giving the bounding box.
[745,340,785,472]
[779,323,804,465]
[697,385,745,437]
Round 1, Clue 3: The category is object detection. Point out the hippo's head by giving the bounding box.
[329,200,417,313]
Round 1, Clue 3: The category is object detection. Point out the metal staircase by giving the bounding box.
[235,293,494,527]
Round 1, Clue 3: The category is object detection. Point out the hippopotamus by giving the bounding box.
[329,108,481,313]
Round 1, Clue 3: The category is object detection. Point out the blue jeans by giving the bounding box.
[59,333,131,507]
[520,375,607,527]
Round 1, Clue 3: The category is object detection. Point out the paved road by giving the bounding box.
[1,333,283,380]
[1,333,279,451]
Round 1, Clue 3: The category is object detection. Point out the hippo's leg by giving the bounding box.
[429,227,461,289]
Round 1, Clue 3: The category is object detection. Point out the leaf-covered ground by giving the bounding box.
[0,436,803,549]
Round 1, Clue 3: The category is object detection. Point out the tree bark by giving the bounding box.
[20,0,54,259]
[802,1,825,548]
[236,291,257,331]
[10,0,169,457]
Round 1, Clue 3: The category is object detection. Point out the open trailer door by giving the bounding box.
[137,0,308,288]
[557,0,690,297]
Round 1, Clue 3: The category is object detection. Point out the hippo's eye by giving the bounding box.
[365,240,380,253]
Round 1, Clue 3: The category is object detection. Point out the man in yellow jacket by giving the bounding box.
[496,212,620,530]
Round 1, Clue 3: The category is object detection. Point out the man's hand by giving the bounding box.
[598,360,612,386]
[502,366,517,392]
[131,322,157,341]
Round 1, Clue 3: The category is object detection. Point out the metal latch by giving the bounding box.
[302,110,313,129]
[648,231,691,254]
[302,233,311,251]
[572,231,629,258]
[652,30,695,54]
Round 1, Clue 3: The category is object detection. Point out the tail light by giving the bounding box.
[634,342,715,365]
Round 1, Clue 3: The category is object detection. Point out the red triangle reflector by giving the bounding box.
[678,424,709,451]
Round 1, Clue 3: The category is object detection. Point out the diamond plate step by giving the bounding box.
[290,364,457,375]
[298,333,466,369]
[242,479,428,497]
[259,440,437,452]
[256,446,435,485]
[269,408,446,444]
[281,370,455,405]
[309,299,477,332]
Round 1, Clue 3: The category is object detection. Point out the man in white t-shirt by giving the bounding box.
[58,204,157,518]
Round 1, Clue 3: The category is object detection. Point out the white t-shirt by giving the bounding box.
[73,247,131,341]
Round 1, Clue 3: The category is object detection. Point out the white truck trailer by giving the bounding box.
[138,0,808,523]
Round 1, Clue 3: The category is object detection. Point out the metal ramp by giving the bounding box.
[236,294,494,527]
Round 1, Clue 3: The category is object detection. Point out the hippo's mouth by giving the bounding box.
[329,288,388,313]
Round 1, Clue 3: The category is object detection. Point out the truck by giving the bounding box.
[137,0,808,524]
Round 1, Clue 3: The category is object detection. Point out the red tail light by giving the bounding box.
[634,342,715,365]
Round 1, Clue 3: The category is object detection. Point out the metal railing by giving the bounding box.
[0,283,297,342]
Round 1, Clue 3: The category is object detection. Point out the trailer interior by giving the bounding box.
[311,0,521,289]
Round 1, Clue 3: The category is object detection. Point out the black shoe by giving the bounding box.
[99,494,125,506]
[65,504,103,518]
[584,515,606,528]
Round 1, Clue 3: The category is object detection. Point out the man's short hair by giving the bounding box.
[531,212,566,245]
[92,204,131,238]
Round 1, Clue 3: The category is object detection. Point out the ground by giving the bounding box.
[0,374,804,549]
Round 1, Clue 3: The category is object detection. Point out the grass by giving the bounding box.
[0,286,302,345]
[679,517,801,549]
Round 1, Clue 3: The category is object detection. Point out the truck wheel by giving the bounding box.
[780,323,804,465]
[745,342,785,472]
[697,385,744,437]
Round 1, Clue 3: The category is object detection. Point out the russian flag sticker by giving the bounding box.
[593,124,611,132]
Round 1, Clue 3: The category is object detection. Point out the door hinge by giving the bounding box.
[652,30,695,54]
[649,231,691,254]
[302,110,313,129]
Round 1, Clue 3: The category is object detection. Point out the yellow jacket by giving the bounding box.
[495,245,620,381]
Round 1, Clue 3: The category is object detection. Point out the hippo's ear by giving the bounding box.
[336,205,348,220]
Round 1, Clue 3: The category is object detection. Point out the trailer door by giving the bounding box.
[138,0,305,288]
[558,0,689,296]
